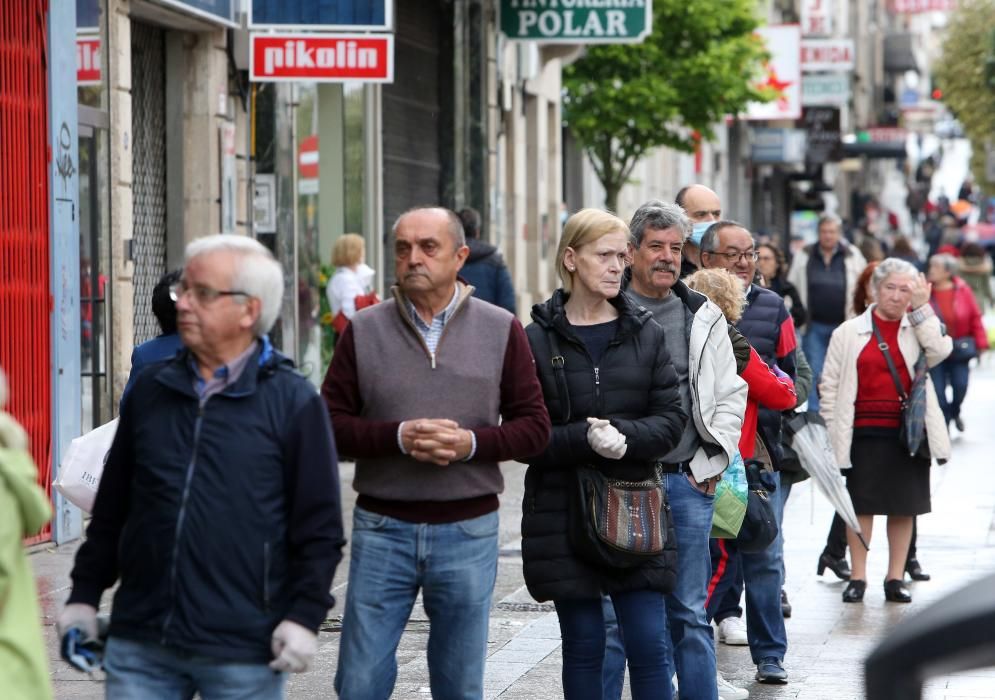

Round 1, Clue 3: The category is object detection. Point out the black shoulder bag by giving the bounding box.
[871,318,930,460]
[544,326,675,570]
[930,302,977,362]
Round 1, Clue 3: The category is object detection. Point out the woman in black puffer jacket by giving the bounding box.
[523,208,686,700]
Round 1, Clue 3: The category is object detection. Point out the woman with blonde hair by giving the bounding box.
[326,233,377,333]
[522,208,686,699]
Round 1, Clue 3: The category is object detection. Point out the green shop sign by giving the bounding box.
[500,0,652,43]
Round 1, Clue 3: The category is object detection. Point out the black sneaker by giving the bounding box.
[954,416,965,432]
[756,657,788,684]
[781,588,792,618]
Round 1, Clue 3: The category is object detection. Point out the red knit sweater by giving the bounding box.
[854,316,910,429]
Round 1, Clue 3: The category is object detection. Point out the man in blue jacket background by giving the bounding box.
[58,235,345,698]
[457,207,517,315]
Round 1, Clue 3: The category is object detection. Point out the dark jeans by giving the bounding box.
[556,590,670,700]
[929,359,971,425]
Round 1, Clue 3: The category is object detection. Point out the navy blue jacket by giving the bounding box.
[736,285,798,468]
[121,332,184,406]
[69,342,345,663]
[461,239,517,314]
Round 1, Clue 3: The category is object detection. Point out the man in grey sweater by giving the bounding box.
[322,206,550,700]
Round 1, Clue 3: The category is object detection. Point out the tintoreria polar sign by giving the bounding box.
[499,0,653,43]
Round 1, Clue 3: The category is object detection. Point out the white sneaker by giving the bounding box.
[717,617,749,645]
[717,671,749,700]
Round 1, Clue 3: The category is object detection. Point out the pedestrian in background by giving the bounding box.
[613,201,746,700]
[324,206,549,700]
[926,253,989,432]
[59,235,345,697]
[522,208,686,699]
[757,242,807,332]
[957,242,993,313]
[675,184,724,278]
[820,259,951,605]
[890,235,923,271]
[0,367,53,700]
[700,221,797,684]
[786,213,866,412]
[457,207,517,314]
[326,233,378,334]
[120,268,184,405]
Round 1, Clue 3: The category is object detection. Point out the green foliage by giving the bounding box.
[934,0,995,193]
[562,0,773,210]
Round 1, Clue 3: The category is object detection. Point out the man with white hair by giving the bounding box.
[58,235,345,697]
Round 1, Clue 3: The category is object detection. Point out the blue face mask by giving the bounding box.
[689,221,712,246]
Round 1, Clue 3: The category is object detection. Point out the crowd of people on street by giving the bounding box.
[0,177,987,700]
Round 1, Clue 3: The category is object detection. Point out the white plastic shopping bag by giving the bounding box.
[54,418,118,513]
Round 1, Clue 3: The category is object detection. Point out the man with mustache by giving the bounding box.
[605,200,748,700]
[322,206,551,699]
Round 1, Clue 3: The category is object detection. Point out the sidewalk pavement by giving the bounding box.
[36,361,995,699]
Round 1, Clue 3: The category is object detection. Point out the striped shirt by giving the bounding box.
[404,285,461,354]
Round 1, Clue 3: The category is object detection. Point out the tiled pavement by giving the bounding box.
[38,361,995,699]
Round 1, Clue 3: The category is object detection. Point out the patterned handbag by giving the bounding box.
[569,464,673,569]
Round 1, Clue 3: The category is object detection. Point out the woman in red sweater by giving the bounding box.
[926,253,989,432]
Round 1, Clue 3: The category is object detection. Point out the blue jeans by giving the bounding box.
[707,473,788,664]
[334,507,499,700]
[603,473,716,700]
[103,636,284,699]
[802,320,838,412]
[557,590,670,700]
[929,359,971,425]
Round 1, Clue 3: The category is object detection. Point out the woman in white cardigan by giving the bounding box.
[819,258,952,604]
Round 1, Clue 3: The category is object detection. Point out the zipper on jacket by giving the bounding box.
[691,314,726,449]
[263,542,272,612]
[161,401,206,642]
[593,366,602,415]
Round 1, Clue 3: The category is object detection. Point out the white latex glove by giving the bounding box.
[57,603,99,641]
[586,417,627,459]
[269,619,317,673]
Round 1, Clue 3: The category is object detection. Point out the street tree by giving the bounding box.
[562,0,773,211]
[934,0,995,195]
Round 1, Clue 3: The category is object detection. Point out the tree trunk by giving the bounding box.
[603,182,621,213]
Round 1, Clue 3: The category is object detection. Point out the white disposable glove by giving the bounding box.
[269,619,318,673]
[57,603,99,641]
[586,417,627,460]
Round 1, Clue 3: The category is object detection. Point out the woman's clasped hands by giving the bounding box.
[586,417,627,459]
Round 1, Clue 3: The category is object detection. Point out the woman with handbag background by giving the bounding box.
[326,233,379,334]
[819,258,952,604]
[926,253,988,432]
[521,208,686,699]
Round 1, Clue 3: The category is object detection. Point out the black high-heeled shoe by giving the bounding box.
[842,579,866,603]
[884,579,912,603]
[905,559,930,581]
[817,552,852,580]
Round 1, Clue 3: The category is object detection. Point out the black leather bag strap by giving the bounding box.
[871,317,909,405]
[545,326,572,425]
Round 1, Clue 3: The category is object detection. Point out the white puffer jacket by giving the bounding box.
[819,304,952,468]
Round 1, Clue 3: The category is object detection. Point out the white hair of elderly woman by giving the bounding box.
[185,234,283,337]
[871,257,919,290]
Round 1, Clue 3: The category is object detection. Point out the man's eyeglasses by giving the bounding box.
[169,281,249,305]
[710,250,759,263]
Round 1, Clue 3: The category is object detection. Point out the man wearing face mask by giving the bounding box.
[675,184,724,279]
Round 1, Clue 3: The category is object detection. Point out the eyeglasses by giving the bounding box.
[169,281,249,305]
[709,250,759,263]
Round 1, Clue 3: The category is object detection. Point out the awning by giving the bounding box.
[884,33,918,73]
[841,141,908,159]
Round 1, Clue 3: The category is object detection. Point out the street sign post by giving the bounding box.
[499,0,652,43]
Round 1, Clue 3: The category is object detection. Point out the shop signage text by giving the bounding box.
[801,0,833,36]
[890,0,956,12]
[77,35,101,86]
[801,39,855,72]
[499,0,652,44]
[250,34,394,83]
[802,73,850,106]
[798,106,842,164]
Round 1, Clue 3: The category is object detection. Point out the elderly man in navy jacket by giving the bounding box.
[58,235,344,698]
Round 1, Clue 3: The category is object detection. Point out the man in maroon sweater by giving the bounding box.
[322,206,550,700]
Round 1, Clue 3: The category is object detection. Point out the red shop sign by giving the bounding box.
[77,36,101,85]
[250,33,394,83]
